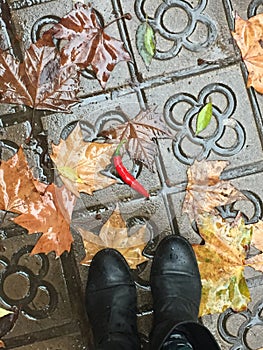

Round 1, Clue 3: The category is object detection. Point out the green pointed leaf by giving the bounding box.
[136,22,156,68]
[196,102,213,135]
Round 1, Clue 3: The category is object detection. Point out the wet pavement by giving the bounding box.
[1,0,263,349]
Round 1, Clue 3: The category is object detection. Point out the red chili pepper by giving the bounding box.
[113,140,149,198]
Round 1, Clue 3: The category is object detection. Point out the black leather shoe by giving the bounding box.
[150,235,202,350]
[85,248,140,350]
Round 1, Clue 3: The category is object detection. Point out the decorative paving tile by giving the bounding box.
[121,0,237,80]
[145,64,263,188]
[1,0,263,349]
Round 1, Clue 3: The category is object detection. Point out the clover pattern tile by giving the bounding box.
[218,300,263,350]
[0,246,58,319]
[134,0,217,60]
[163,83,245,165]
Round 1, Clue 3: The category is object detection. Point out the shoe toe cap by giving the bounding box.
[87,248,134,291]
[151,235,199,276]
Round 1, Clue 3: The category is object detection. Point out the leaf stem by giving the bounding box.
[104,13,132,29]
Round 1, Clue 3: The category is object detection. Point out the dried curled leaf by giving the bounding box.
[194,214,252,316]
[0,44,80,111]
[51,123,116,197]
[136,21,156,68]
[232,13,263,93]
[50,2,131,88]
[78,206,150,269]
[101,109,172,171]
[183,160,246,222]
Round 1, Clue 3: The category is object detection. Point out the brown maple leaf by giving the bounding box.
[49,2,131,88]
[194,213,252,316]
[182,160,246,222]
[0,44,80,111]
[50,123,116,197]
[232,13,263,93]
[14,183,76,257]
[101,109,173,170]
[78,206,150,269]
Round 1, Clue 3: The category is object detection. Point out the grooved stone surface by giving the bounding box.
[1,0,263,349]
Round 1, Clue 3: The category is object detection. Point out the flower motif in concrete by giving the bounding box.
[135,0,217,60]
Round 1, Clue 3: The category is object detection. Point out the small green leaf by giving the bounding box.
[136,22,156,68]
[196,102,213,135]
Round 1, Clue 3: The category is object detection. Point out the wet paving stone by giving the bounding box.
[1,0,263,349]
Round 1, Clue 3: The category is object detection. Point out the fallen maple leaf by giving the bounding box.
[0,44,79,111]
[245,220,263,272]
[250,219,263,251]
[101,109,173,171]
[50,123,116,197]
[0,148,41,214]
[78,206,150,269]
[194,213,252,316]
[49,2,131,88]
[0,147,76,257]
[232,13,263,93]
[182,160,246,222]
[14,183,76,257]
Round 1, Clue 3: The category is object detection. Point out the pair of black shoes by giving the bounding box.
[85,235,220,350]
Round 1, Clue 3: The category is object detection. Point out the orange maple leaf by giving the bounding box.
[14,183,76,257]
[0,148,76,257]
[0,148,40,214]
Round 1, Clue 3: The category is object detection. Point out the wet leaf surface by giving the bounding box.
[232,13,263,93]
[194,214,252,316]
[14,183,76,257]
[182,160,246,222]
[0,44,80,112]
[245,220,263,272]
[51,123,117,197]
[101,109,172,170]
[0,148,76,257]
[0,148,42,214]
[49,2,131,88]
[79,206,150,269]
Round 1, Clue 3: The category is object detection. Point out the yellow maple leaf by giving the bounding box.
[194,214,252,316]
[78,206,150,269]
[50,123,116,197]
[245,220,263,272]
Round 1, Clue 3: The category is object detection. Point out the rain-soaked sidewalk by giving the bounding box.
[1,0,263,349]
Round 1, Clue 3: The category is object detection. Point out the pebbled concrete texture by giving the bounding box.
[1,0,263,349]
